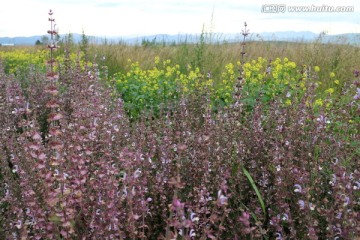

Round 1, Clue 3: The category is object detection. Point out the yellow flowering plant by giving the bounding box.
[0,48,90,76]
[0,49,48,74]
[113,56,336,118]
[114,57,214,118]
[238,57,304,109]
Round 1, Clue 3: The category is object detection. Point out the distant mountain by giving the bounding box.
[252,31,318,41]
[101,32,360,45]
[323,33,360,44]
[0,36,43,45]
[0,31,359,46]
[0,33,86,46]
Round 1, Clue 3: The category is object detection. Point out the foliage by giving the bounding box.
[0,12,359,238]
[1,46,359,239]
[114,57,213,119]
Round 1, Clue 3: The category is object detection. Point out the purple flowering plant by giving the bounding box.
[0,11,359,240]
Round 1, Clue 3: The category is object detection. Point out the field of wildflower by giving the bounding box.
[0,12,359,239]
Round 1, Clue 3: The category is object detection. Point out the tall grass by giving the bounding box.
[86,38,360,84]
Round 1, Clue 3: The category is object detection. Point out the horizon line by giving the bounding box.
[1,30,359,39]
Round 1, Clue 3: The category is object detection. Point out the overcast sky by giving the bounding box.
[0,0,359,37]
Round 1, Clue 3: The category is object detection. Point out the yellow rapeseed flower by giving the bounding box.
[154,56,160,64]
[273,58,281,65]
[314,66,320,72]
[287,61,296,68]
[325,88,334,94]
[330,72,335,78]
[334,80,339,85]
[314,98,323,107]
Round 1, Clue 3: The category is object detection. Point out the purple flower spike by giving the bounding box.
[298,200,305,209]
[354,69,359,77]
[353,88,360,100]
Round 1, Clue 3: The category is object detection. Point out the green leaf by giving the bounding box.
[48,215,62,223]
[243,167,266,216]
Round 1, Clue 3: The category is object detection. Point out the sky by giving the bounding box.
[0,0,359,38]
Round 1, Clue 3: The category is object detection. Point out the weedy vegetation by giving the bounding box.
[0,10,359,239]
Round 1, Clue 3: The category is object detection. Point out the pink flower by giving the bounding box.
[32,132,42,140]
[171,198,184,210]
